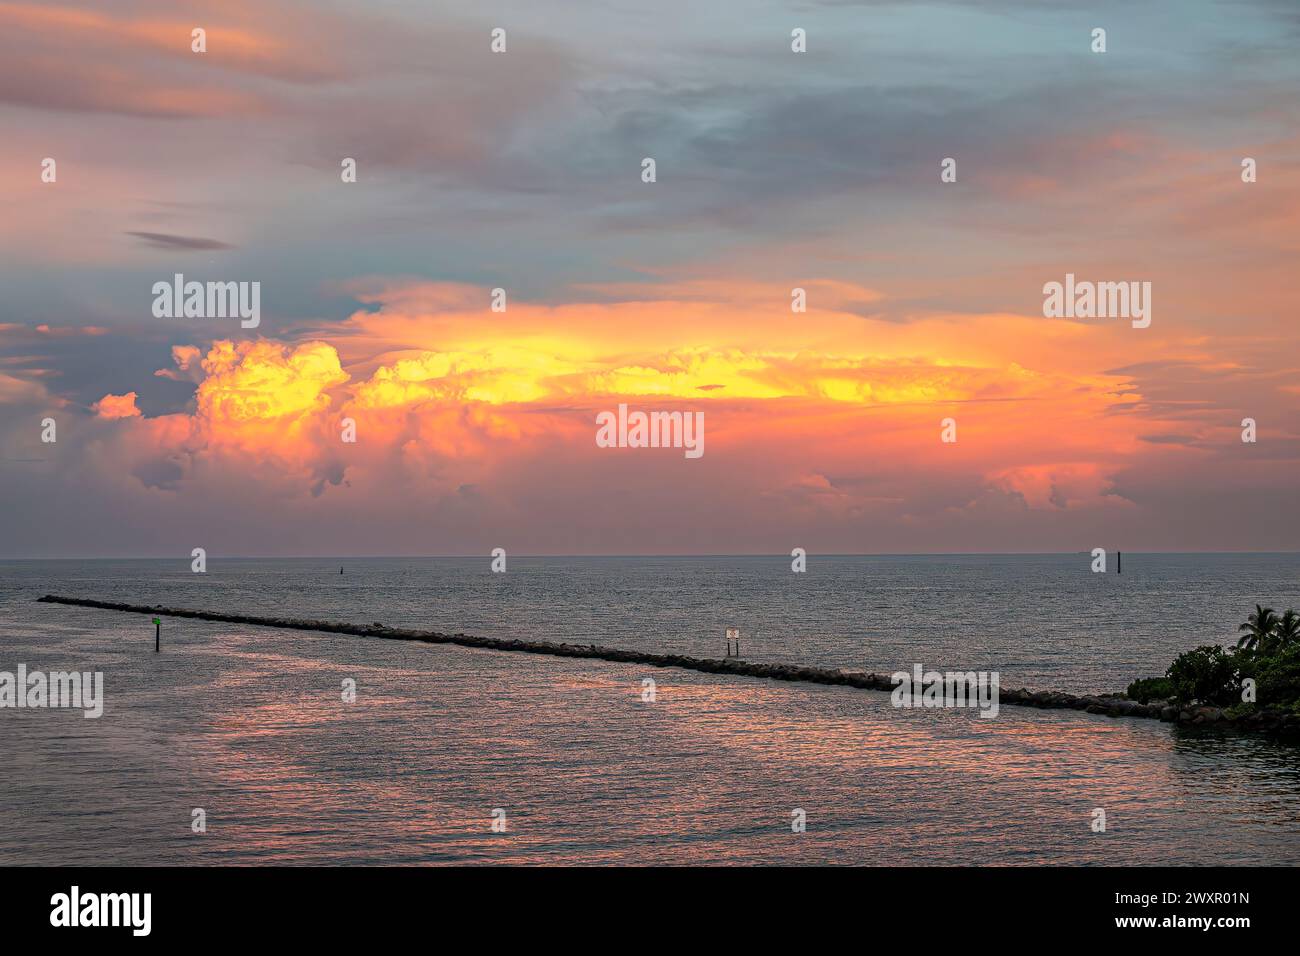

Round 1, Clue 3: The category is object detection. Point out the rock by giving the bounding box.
[1194,706,1223,724]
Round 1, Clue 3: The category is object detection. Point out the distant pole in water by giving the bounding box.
[153,617,160,653]
[340,566,343,574]
[1118,551,1122,574]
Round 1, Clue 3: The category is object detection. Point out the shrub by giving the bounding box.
[1126,676,1174,703]
[1255,643,1300,710]
[1166,645,1240,705]
[1223,701,1257,720]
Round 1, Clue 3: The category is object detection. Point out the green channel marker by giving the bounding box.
[153,617,160,653]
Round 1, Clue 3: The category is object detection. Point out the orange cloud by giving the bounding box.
[197,340,347,423]
[179,340,350,473]
[93,391,142,419]
[0,1,340,84]
[7,271,1292,555]
[40,276,1291,548]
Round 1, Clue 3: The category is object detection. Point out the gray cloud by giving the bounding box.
[126,232,235,251]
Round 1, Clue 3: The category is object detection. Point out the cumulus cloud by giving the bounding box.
[93,391,142,419]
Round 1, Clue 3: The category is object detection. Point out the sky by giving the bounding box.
[0,0,1297,558]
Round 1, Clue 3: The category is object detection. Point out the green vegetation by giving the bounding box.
[1254,643,1300,711]
[1167,645,1240,706]
[1125,676,1174,703]
[1128,605,1300,712]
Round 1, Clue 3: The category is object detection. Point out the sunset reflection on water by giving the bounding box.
[5,595,1298,865]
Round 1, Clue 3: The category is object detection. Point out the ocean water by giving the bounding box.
[1,554,1298,865]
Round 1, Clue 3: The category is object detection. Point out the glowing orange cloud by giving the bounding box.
[6,271,1293,554]
[93,392,142,419]
[76,278,1211,525]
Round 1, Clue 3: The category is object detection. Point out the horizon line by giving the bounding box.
[3,550,1299,562]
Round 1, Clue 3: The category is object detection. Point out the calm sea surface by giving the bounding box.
[2,554,1298,864]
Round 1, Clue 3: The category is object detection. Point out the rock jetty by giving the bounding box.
[35,595,1300,736]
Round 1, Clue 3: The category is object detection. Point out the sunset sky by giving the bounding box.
[1,0,1297,557]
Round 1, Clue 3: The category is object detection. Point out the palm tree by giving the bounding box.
[1271,609,1300,652]
[1237,604,1279,652]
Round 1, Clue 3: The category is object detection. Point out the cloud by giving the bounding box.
[154,345,204,382]
[2,1,1298,556]
[0,370,52,405]
[0,1,343,118]
[4,275,1297,554]
[125,232,234,251]
[93,391,142,419]
[7,281,1188,519]
[193,340,349,458]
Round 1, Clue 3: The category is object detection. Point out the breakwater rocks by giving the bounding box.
[35,595,1300,736]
